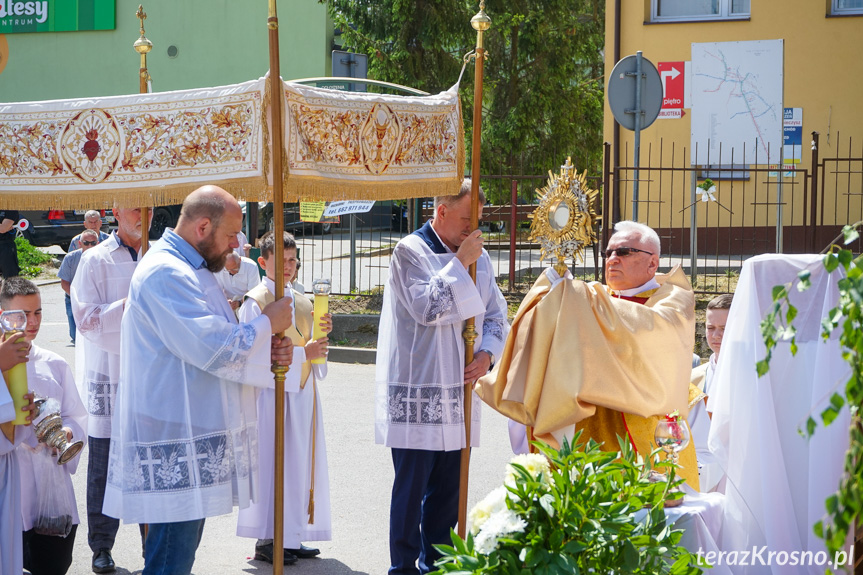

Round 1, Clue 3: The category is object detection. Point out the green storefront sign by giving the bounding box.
[0,0,115,34]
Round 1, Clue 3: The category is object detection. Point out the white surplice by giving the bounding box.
[17,345,88,531]
[375,224,509,451]
[235,278,331,545]
[0,371,32,575]
[688,354,724,492]
[103,230,276,524]
[708,254,851,574]
[70,232,138,439]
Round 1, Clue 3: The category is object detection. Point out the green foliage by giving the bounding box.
[760,223,863,560]
[15,237,51,278]
[432,434,704,575]
[322,0,606,204]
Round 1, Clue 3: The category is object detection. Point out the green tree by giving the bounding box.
[322,0,605,203]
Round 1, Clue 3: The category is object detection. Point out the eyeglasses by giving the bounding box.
[605,247,653,258]
[81,241,98,246]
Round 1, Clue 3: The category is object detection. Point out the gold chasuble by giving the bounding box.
[475,265,700,489]
[245,284,314,389]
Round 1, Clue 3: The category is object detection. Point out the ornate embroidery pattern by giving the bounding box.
[59,108,122,183]
[0,82,263,188]
[207,324,257,380]
[482,317,506,342]
[0,120,65,177]
[285,84,460,178]
[386,385,463,426]
[108,431,252,494]
[424,277,456,324]
[88,381,115,417]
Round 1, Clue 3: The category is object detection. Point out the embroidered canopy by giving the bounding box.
[0,77,464,209]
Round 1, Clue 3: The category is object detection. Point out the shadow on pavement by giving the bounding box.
[242,558,371,574]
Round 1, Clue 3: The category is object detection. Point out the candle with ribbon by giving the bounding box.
[311,279,330,364]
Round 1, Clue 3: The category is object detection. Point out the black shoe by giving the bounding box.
[285,544,320,559]
[92,549,116,573]
[254,543,298,565]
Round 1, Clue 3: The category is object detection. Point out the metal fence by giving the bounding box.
[290,133,862,297]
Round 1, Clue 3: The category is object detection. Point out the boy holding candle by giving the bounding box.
[0,277,83,574]
[235,231,333,565]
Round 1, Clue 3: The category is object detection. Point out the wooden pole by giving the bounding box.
[134,5,152,255]
[132,7,152,546]
[458,1,490,541]
[266,1,288,573]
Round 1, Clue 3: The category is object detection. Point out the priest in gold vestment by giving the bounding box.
[476,221,700,489]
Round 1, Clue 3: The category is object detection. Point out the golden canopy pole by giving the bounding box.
[133,5,152,255]
[266,1,288,573]
[458,1,490,540]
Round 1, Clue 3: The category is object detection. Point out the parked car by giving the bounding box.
[242,201,338,239]
[150,205,183,240]
[18,209,114,247]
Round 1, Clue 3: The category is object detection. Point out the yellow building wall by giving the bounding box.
[603,1,863,234]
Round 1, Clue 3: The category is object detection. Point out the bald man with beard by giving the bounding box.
[102,186,296,575]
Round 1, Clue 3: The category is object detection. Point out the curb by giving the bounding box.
[328,346,375,365]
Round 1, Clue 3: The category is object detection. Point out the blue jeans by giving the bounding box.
[389,448,461,575]
[143,519,206,575]
[65,294,76,343]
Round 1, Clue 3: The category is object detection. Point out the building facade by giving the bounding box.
[603,1,863,254]
[0,0,333,102]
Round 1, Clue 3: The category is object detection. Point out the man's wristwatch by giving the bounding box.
[480,349,495,369]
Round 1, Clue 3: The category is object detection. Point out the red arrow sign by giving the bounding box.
[658,61,684,110]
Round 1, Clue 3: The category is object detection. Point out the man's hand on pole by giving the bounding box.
[262,297,294,334]
[456,229,484,269]
[270,335,293,369]
[464,350,492,383]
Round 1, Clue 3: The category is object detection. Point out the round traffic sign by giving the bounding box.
[607,54,663,131]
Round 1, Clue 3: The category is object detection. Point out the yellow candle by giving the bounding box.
[312,294,328,364]
[4,333,28,425]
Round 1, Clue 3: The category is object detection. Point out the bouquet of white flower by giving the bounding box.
[433,433,704,575]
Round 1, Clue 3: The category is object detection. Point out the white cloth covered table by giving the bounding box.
[636,489,730,574]
[708,254,852,574]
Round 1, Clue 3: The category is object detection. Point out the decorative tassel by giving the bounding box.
[307,488,315,524]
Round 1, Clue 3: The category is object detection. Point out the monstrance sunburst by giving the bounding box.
[528,157,600,276]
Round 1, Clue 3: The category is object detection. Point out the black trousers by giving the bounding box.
[0,240,19,278]
[389,448,461,575]
[23,523,77,575]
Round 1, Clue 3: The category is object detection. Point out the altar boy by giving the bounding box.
[1,277,87,575]
[236,231,333,565]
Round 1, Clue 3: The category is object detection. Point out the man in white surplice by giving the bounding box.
[102,186,295,575]
[376,180,509,575]
[71,204,142,574]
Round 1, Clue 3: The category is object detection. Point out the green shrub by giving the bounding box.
[15,237,52,277]
[434,434,703,575]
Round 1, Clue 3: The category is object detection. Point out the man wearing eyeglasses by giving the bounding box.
[476,220,700,489]
[58,229,100,344]
[69,210,110,252]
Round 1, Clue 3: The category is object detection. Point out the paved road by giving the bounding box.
[32,280,515,574]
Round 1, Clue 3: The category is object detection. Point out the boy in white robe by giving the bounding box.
[0,307,38,575]
[236,231,332,565]
[1,277,87,575]
[688,293,732,492]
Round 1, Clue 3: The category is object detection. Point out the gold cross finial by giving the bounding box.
[136,5,147,36]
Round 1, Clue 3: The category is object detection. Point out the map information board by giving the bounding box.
[691,40,783,165]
